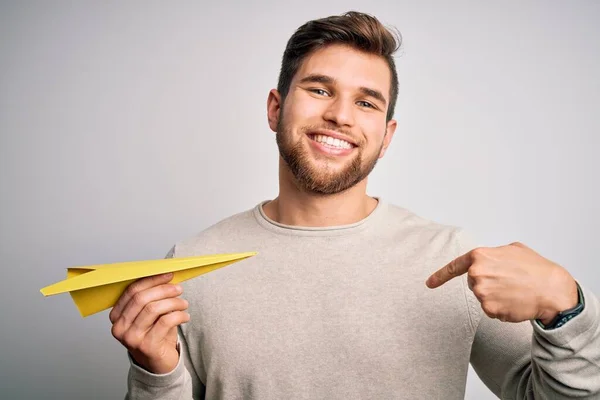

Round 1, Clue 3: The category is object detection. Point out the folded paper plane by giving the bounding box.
[40,252,257,317]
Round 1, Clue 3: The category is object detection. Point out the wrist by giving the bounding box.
[130,342,181,375]
[538,275,578,325]
[536,281,584,329]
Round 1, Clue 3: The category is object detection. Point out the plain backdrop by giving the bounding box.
[1,1,599,399]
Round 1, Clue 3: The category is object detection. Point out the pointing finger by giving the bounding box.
[426,251,474,288]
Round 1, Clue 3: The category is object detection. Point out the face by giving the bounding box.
[268,44,397,195]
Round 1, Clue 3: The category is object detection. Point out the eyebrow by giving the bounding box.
[359,87,387,107]
[299,74,335,85]
[298,74,387,107]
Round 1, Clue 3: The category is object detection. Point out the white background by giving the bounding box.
[1,1,598,398]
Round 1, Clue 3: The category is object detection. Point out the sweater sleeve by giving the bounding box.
[454,231,600,398]
[124,327,204,399]
[468,283,600,399]
[123,246,206,399]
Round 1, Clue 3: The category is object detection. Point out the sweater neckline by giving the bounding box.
[253,197,386,237]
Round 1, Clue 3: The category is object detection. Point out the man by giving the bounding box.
[111,11,600,399]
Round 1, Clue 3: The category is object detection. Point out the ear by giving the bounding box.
[267,89,282,133]
[378,119,397,159]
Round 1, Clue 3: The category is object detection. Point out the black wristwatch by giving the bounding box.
[536,282,585,330]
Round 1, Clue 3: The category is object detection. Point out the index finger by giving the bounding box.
[109,272,174,323]
[426,251,474,289]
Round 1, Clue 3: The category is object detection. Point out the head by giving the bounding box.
[267,11,401,195]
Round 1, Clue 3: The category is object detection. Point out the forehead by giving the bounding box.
[294,44,391,98]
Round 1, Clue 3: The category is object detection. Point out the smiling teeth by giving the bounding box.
[312,135,353,149]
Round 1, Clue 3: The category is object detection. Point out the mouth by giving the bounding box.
[307,132,357,150]
[306,131,357,157]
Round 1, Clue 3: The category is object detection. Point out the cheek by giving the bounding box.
[360,117,387,144]
[286,95,326,124]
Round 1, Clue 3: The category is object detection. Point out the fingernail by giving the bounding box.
[175,284,183,292]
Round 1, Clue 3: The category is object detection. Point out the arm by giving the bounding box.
[119,246,205,399]
[428,230,600,398]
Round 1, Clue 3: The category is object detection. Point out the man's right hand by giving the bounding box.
[110,272,190,374]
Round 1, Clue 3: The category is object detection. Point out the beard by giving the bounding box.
[275,117,384,195]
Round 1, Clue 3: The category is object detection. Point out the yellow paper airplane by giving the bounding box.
[40,252,257,317]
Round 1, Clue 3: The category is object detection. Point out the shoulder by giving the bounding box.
[168,204,260,257]
[383,202,483,330]
[380,201,478,255]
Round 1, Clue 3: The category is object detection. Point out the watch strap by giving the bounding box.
[536,281,585,330]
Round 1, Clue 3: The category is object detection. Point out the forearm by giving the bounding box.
[125,350,194,400]
[470,283,600,399]
[124,330,204,400]
[524,284,600,398]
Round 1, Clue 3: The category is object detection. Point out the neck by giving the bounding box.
[262,160,378,227]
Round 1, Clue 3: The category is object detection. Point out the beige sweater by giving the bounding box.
[125,199,600,399]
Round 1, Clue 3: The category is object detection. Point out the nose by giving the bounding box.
[322,97,355,127]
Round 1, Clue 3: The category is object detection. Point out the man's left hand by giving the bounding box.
[426,242,579,324]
